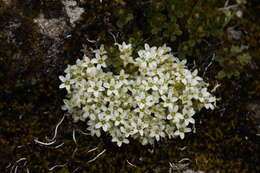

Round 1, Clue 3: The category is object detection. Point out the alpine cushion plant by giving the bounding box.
[59,42,216,147]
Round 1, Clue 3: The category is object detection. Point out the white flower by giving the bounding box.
[112,108,127,126]
[115,42,132,53]
[87,119,101,137]
[142,76,160,91]
[149,125,165,141]
[59,74,73,92]
[87,80,105,97]
[205,103,215,110]
[135,58,147,69]
[72,90,86,106]
[120,122,133,137]
[167,111,183,123]
[161,94,178,110]
[182,107,195,126]
[82,105,98,120]
[82,55,98,74]
[95,54,108,69]
[95,113,111,132]
[60,42,216,147]
[133,107,151,119]
[135,93,155,108]
[93,44,107,56]
[115,42,133,66]
[115,70,129,85]
[131,118,148,136]
[62,99,76,113]
[174,124,191,139]
[103,79,121,96]
[111,132,129,147]
[201,88,210,97]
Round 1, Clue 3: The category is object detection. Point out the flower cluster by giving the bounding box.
[59,42,216,147]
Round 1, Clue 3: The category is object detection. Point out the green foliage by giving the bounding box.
[115,8,134,28]
[216,45,252,78]
[77,0,257,78]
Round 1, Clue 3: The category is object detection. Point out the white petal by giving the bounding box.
[180,133,185,139]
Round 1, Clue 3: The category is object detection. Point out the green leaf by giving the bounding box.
[217,70,226,79]
[237,53,251,65]
[230,46,243,54]
[116,13,133,28]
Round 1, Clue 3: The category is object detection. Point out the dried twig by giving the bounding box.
[109,31,117,43]
[218,4,239,11]
[14,165,18,173]
[34,139,56,146]
[48,164,67,171]
[203,53,215,77]
[87,39,96,43]
[51,115,65,140]
[169,160,190,173]
[53,142,65,149]
[34,115,65,147]
[178,158,190,163]
[87,149,106,163]
[6,163,12,169]
[72,147,78,158]
[126,160,137,168]
[10,164,15,173]
[10,158,27,173]
[16,158,27,163]
[22,161,27,167]
[211,83,221,92]
[73,129,77,145]
[77,129,91,136]
[87,147,98,153]
[179,146,187,151]
[72,168,79,173]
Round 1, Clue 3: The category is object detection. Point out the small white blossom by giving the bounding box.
[131,118,148,136]
[87,80,105,97]
[149,125,166,141]
[87,119,101,137]
[161,94,178,110]
[59,74,73,93]
[95,113,111,132]
[112,108,127,126]
[111,130,130,147]
[182,107,195,126]
[174,124,191,139]
[103,79,121,96]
